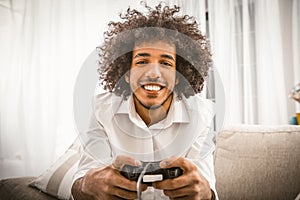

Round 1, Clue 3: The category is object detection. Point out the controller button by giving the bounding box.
[143,174,163,182]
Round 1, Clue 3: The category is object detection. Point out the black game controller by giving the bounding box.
[120,161,183,186]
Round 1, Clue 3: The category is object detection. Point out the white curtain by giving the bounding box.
[292,0,300,112]
[208,0,299,125]
[0,0,207,179]
[0,0,118,178]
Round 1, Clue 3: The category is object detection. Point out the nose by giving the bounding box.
[145,63,161,79]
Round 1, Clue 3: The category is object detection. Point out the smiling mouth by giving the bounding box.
[142,84,164,91]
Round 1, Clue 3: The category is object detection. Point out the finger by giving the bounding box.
[163,186,196,198]
[152,176,188,190]
[159,156,178,168]
[111,172,148,192]
[110,171,137,190]
[110,186,139,200]
[169,196,190,200]
[97,167,135,191]
[103,195,125,200]
[100,172,139,199]
[112,155,141,170]
[160,157,195,172]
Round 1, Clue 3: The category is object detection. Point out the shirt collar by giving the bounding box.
[114,93,190,129]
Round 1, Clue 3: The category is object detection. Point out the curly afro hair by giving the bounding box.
[98,2,212,99]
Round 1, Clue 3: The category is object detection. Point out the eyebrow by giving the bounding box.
[134,53,175,61]
[134,53,150,58]
[161,54,175,61]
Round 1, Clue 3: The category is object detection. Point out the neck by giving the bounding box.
[133,94,173,126]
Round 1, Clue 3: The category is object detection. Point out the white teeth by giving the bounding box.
[144,85,161,91]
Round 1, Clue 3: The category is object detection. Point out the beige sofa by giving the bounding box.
[0,124,299,200]
[214,125,300,199]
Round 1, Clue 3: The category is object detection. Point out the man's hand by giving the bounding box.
[72,155,147,200]
[152,157,213,200]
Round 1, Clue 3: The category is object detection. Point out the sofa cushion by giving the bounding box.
[214,124,300,200]
[0,177,57,200]
[30,138,81,200]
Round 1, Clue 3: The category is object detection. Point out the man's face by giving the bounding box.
[126,40,177,110]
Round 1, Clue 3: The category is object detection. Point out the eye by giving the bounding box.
[160,61,173,67]
[135,60,148,65]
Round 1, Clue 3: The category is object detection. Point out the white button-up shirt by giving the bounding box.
[73,91,217,199]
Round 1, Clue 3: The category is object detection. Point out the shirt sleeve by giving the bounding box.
[72,112,113,183]
[185,126,219,200]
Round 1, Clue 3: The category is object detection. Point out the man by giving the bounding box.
[72,3,216,200]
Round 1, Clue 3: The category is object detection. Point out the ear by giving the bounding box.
[175,77,179,85]
[125,72,130,83]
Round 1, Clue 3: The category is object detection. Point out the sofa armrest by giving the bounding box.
[214,124,300,200]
